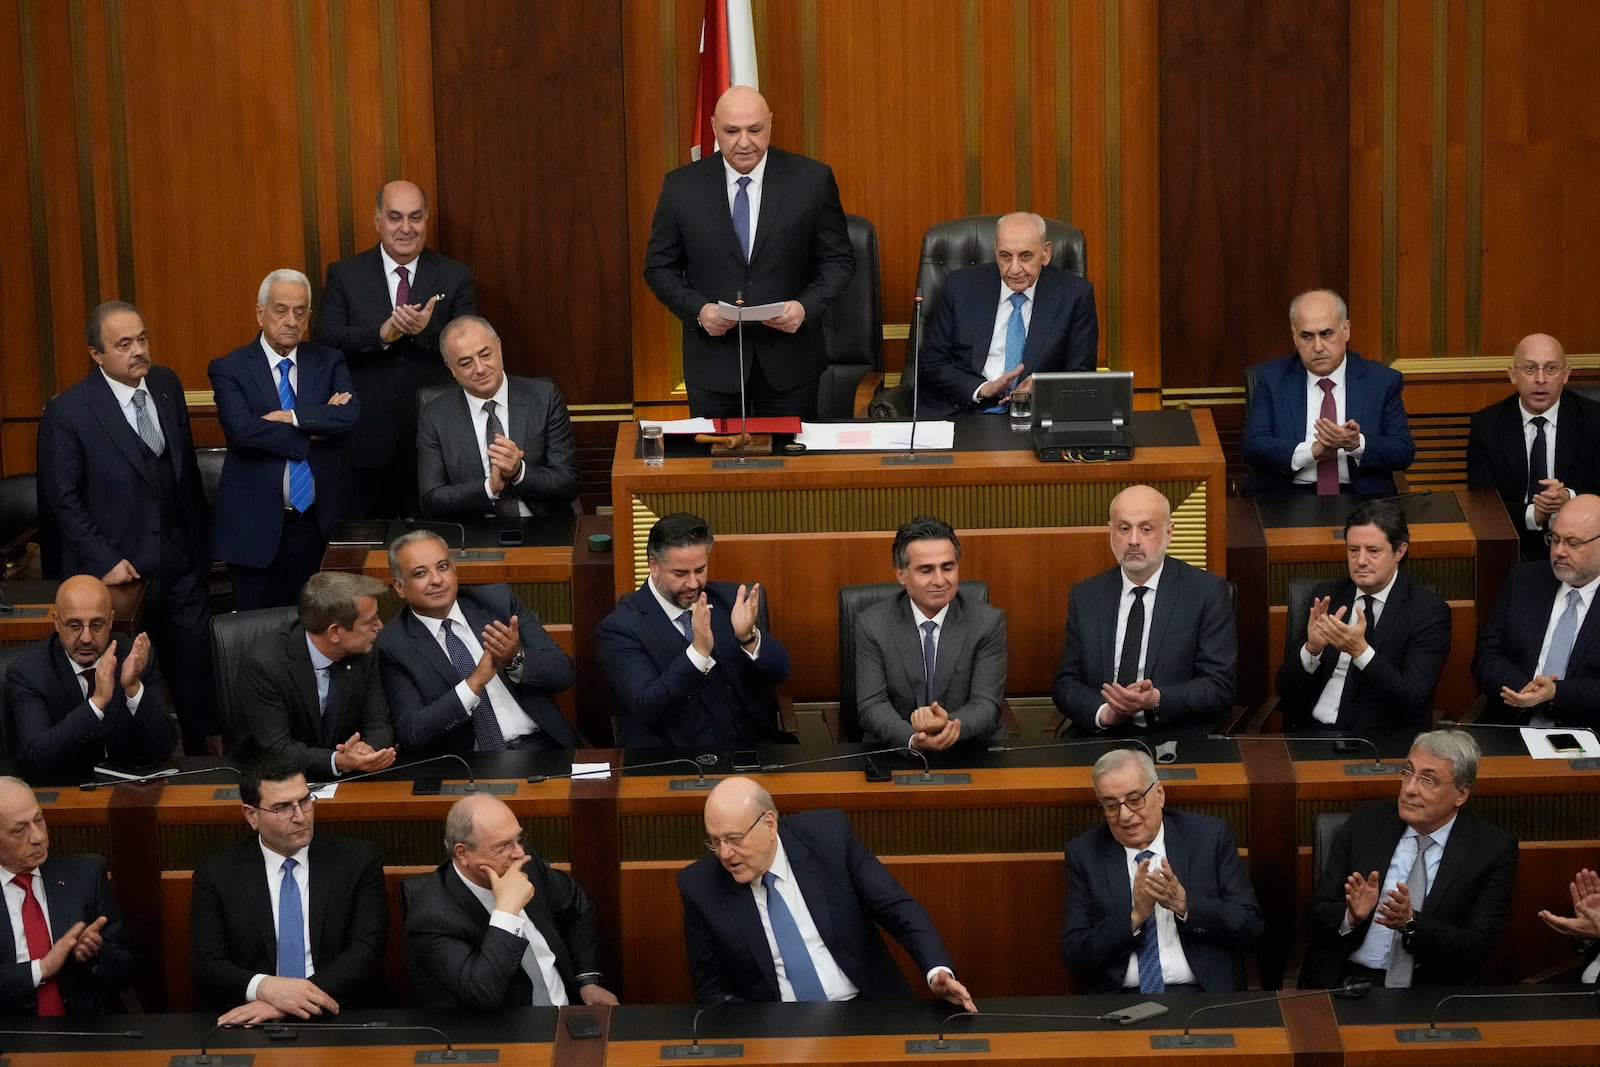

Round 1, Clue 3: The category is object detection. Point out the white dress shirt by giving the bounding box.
[1521,398,1567,529]
[452,863,568,1005]
[1347,816,1455,970]
[723,153,769,261]
[1290,359,1366,485]
[64,646,143,719]
[257,336,305,506]
[245,840,314,1001]
[979,281,1038,387]
[753,838,859,1001]
[1299,572,1394,724]
[1536,572,1600,677]
[1096,562,1166,729]
[411,604,538,744]
[1118,823,1198,988]
[463,377,530,517]
[647,580,760,673]
[97,370,161,446]
[380,244,422,309]
[2,865,52,988]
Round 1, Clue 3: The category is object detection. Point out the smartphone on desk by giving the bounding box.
[1547,732,1585,754]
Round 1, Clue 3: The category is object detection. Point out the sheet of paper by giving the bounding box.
[1519,727,1600,759]
[640,418,716,435]
[571,762,613,780]
[91,765,179,782]
[715,300,786,322]
[310,782,340,799]
[795,420,955,451]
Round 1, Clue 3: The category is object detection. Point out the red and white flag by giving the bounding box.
[690,0,759,161]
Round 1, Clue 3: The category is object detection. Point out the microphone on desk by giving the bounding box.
[310,752,478,792]
[0,1026,143,1039]
[1396,987,1600,1042]
[78,764,242,791]
[990,736,1156,761]
[734,290,749,457]
[265,1020,485,1061]
[1209,732,1394,775]
[1375,488,1434,504]
[527,754,718,785]
[1149,979,1369,1049]
[661,1004,745,1058]
[907,288,924,454]
[404,516,471,559]
[757,745,932,780]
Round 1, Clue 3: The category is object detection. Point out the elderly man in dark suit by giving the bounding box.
[416,315,578,519]
[209,269,361,611]
[39,301,217,753]
[190,755,386,1025]
[1276,499,1451,733]
[1468,333,1600,560]
[854,516,1007,750]
[1052,484,1238,736]
[316,180,477,517]
[5,575,175,778]
[1063,749,1262,993]
[402,794,617,1010]
[917,212,1099,418]
[1472,493,1600,727]
[644,85,854,417]
[377,530,579,756]
[1302,730,1517,988]
[679,775,975,1006]
[0,775,136,1016]
[234,571,396,781]
[1241,289,1415,496]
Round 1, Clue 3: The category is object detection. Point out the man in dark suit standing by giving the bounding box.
[5,575,175,778]
[1468,333,1600,560]
[679,775,975,1006]
[1052,484,1238,736]
[210,270,361,611]
[235,571,396,781]
[417,315,579,519]
[854,516,1007,749]
[1302,730,1517,988]
[402,794,617,1010]
[1241,289,1415,496]
[190,755,386,1025]
[917,212,1099,418]
[644,85,854,417]
[0,775,136,1015]
[316,180,477,516]
[39,301,217,754]
[1472,493,1600,726]
[595,512,791,748]
[1062,749,1261,993]
[1276,500,1451,733]
[377,530,578,756]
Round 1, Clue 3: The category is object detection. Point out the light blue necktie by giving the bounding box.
[1544,589,1583,679]
[732,176,752,262]
[130,391,165,455]
[1134,850,1164,993]
[762,870,826,1001]
[921,620,938,706]
[985,291,1028,411]
[277,857,305,978]
[677,610,694,642]
[276,359,314,512]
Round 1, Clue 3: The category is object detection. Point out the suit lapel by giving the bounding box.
[85,376,155,484]
[285,632,324,737]
[407,250,437,303]
[247,842,281,967]
[699,158,746,265]
[1554,398,1583,488]
[891,597,928,702]
[39,861,71,943]
[1096,830,1133,918]
[748,153,784,265]
[406,609,463,690]
[783,828,839,963]
[722,864,781,998]
[1499,401,1529,492]
[1021,271,1062,367]
[1285,361,1309,436]
[147,373,188,482]
[932,597,968,696]
[1426,812,1474,907]
[1143,565,1180,670]
[306,841,329,956]
[362,247,398,311]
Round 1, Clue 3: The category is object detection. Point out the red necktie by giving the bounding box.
[395,265,412,307]
[14,873,66,1016]
[1315,377,1339,495]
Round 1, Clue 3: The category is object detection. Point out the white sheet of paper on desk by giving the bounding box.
[571,762,612,779]
[1519,726,1600,758]
[640,418,715,434]
[310,782,340,799]
[795,421,954,451]
[715,300,786,322]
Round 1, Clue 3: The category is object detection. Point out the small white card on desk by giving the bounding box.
[571,762,613,780]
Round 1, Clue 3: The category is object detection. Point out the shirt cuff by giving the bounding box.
[1093,703,1111,730]
[246,973,267,1001]
[483,475,499,500]
[1299,646,1322,672]
[124,683,143,715]
[512,460,526,486]
[1351,645,1377,670]
[685,646,715,673]
[739,630,761,659]
[1349,433,1366,462]
[1291,441,1315,472]
[925,965,953,987]
[330,753,342,778]
[455,679,480,714]
[87,696,107,721]
[489,910,526,936]
[1524,503,1541,531]
[30,960,41,989]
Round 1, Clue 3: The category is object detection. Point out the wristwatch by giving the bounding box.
[1401,913,1419,948]
[506,651,525,674]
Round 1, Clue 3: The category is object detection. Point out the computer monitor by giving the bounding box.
[1031,371,1133,433]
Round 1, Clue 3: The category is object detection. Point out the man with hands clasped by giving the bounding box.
[1538,867,1600,983]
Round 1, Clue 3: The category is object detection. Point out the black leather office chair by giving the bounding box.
[0,473,39,579]
[871,214,1088,418]
[193,448,232,610]
[815,214,884,419]
[210,606,298,749]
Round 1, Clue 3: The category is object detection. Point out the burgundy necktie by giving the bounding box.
[395,265,412,307]
[14,873,65,1016]
[1315,378,1339,495]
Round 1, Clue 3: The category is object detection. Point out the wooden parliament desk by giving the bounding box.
[0,579,145,644]
[609,411,1228,700]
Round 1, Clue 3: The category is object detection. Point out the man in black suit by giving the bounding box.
[594,512,791,748]
[643,85,854,417]
[5,575,175,778]
[39,301,218,754]
[1062,749,1262,993]
[417,315,579,518]
[679,775,975,1006]
[401,794,617,1010]
[1468,333,1600,560]
[1275,499,1451,733]
[854,516,1007,749]
[1302,730,1517,988]
[190,755,386,1024]
[1472,493,1600,726]
[1052,485,1238,735]
[235,571,397,781]
[0,775,136,1015]
[917,212,1099,418]
[377,530,578,756]
[316,180,477,516]
[1536,865,1600,983]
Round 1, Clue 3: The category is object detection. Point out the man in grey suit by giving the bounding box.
[854,516,1006,749]
[1052,485,1238,735]
[417,315,579,519]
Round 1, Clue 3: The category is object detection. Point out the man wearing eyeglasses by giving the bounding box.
[190,754,387,1024]
[678,776,976,1009]
[401,793,617,1010]
[1061,749,1261,993]
[1301,730,1517,989]
[1468,334,1600,560]
[5,575,176,778]
[1473,494,1600,726]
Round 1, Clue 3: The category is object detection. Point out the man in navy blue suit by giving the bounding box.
[595,512,791,748]
[917,212,1099,418]
[39,301,218,753]
[1062,749,1262,993]
[210,270,361,610]
[377,530,579,756]
[679,776,976,1007]
[1241,289,1415,496]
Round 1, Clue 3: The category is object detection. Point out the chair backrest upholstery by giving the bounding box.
[835,579,991,743]
[417,385,454,417]
[1312,811,1350,883]
[0,473,38,544]
[210,606,299,748]
[0,643,32,759]
[815,214,884,419]
[195,448,227,508]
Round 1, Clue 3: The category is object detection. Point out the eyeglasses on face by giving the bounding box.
[1398,765,1455,790]
[704,809,770,852]
[1545,530,1600,551]
[1097,779,1157,816]
[253,794,316,819]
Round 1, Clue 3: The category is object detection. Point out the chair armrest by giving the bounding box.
[870,381,914,419]
[775,694,799,736]
[1244,696,1282,734]
[822,705,846,744]
[998,699,1021,738]
[851,372,885,419]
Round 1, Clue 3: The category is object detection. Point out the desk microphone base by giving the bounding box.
[668,778,718,791]
[1395,1027,1481,1043]
[1343,763,1399,776]
[169,1056,255,1066]
[905,1038,989,1053]
[1150,1033,1235,1048]
[660,1042,744,1058]
[893,773,971,786]
[883,455,953,466]
[439,782,515,796]
[455,550,506,562]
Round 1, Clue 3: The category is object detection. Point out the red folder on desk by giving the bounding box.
[711,417,802,434]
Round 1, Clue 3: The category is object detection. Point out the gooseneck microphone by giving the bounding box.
[989,736,1156,760]
[404,517,469,559]
[660,1004,745,1058]
[78,764,241,791]
[907,288,924,454]
[1210,732,1393,775]
[1401,987,1600,1040]
[757,745,931,779]
[734,290,749,457]
[1151,979,1370,1049]
[310,752,478,792]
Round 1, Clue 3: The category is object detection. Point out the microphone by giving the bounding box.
[310,753,479,792]
[0,1027,142,1038]
[907,1005,1170,1053]
[661,1005,745,1058]
[734,290,749,459]
[527,754,718,785]
[757,745,931,780]
[78,764,241,791]
[990,736,1156,761]
[1437,719,1522,730]
[908,288,924,453]
[1151,979,1369,1049]
[1375,488,1434,503]
[404,517,503,562]
[1397,987,1600,1042]
[1209,732,1395,776]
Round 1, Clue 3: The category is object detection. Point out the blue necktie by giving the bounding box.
[276,358,314,512]
[441,619,507,752]
[985,291,1028,411]
[677,611,694,642]
[762,870,826,1001]
[130,391,165,455]
[1544,589,1583,678]
[921,620,938,706]
[277,857,305,978]
[732,176,752,262]
[320,665,343,747]
[1134,850,1164,993]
